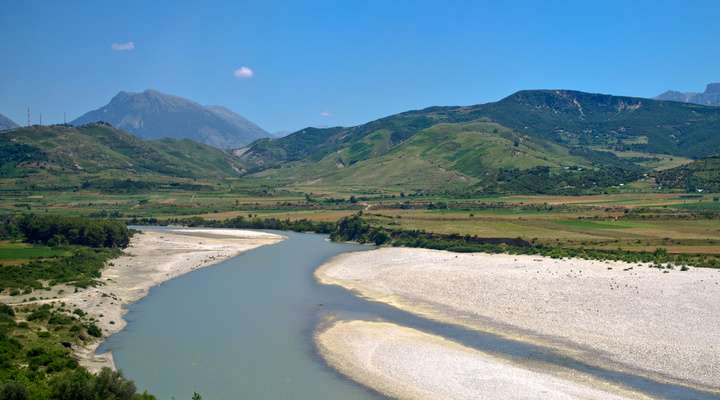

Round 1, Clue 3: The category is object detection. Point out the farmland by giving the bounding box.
[1,187,718,257]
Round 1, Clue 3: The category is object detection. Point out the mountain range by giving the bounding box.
[234,89,720,193]
[655,83,720,106]
[3,88,719,194]
[0,113,19,130]
[71,89,269,148]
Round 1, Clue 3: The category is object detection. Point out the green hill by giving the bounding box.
[237,89,720,193]
[4,90,719,195]
[656,156,720,192]
[476,90,720,157]
[249,121,587,192]
[0,123,242,190]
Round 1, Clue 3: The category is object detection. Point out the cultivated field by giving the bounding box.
[1,188,718,256]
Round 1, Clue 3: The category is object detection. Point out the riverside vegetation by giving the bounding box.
[2,198,717,398]
[133,213,720,268]
[0,215,162,399]
[0,215,211,399]
[0,215,129,291]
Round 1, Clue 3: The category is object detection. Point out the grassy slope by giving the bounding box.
[255,121,591,191]
[0,124,242,187]
[238,90,720,193]
[337,122,586,188]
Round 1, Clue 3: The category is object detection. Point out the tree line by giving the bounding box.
[2,215,130,249]
[145,213,720,268]
[130,215,335,234]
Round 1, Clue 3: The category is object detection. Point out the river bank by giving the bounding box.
[12,228,283,372]
[316,247,720,394]
[94,230,381,400]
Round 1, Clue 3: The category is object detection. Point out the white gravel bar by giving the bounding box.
[316,247,720,391]
[316,320,641,400]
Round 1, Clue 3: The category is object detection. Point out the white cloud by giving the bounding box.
[111,41,135,51]
[234,66,254,79]
[320,111,332,117]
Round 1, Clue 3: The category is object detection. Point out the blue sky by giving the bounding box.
[1,0,719,132]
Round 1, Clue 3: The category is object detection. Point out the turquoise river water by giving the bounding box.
[98,229,719,400]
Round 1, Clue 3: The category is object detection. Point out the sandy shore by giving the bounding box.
[316,248,720,391]
[10,228,283,372]
[317,320,639,400]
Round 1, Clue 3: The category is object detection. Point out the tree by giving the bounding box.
[94,368,138,400]
[81,224,105,248]
[0,382,28,400]
[50,370,94,400]
[370,230,390,245]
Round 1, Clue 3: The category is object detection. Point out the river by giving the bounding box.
[99,229,719,400]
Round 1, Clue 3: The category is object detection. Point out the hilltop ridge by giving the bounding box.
[233,89,720,193]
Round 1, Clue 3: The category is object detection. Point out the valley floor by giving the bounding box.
[316,248,720,398]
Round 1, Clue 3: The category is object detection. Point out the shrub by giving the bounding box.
[0,304,14,317]
[85,323,102,338]
[27,305,52,321]
[0,382,29,400]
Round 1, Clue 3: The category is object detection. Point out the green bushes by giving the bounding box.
[44,368,155,400]
[330,215,528,248]
[0,381,29,400]
[84,323,101,338]
[133,215,335,234]
[48,368,149,400]
[0,306,155,400]
[0,247,120,290]
[333,217,389,245]
[1,214,128,291]
[0,304,14,317]
[26,306,51,322]
[332,215,720,268]
[0,213,167,399]
[15,215,130,249]
[330,215,373,242]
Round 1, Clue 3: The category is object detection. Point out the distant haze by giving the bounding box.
[655,83,720,106]
[0,113,19,130]
[71,90,269,148]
